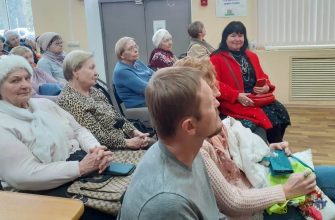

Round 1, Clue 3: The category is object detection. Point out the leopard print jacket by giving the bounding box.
[57,84,135,149]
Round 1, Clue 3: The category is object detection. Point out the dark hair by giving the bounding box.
[215,21,249,53]
[0,35,5,43]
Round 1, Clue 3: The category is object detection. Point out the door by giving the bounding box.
[144,0,191,60]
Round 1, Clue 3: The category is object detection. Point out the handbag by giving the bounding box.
[247,93,275,107]
[223,56,275,107]
[67,150,145,216]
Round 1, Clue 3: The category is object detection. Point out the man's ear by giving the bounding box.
[181,117,196,136]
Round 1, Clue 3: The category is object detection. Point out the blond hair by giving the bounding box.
[63,50,93,81]
[174,56,217,89]
[10,46,32,56]
[114,36,134,60]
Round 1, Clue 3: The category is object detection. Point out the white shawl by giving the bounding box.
[0,99,70,163]
[223,117,271,188]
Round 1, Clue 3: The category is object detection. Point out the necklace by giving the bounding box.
[231,53,250,82]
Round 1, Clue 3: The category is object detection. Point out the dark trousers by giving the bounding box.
[266,124,287,143]
[22,150,115,220]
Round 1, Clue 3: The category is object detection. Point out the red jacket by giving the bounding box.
[210,50,275,129]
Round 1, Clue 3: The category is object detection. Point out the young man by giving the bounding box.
[118,67,225,220]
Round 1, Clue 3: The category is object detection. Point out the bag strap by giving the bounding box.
[223,56,243,92]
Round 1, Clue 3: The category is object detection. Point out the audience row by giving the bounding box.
[1,20,334,220]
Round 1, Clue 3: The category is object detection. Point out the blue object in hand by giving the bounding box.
[269,150,293,176]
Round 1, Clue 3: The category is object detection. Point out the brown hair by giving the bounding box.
[188,21,204,38]
[174,56,217,90]
[145,67,202,139]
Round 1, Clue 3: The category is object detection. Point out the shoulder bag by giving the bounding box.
[67,150,145,216]
[223,56,275,107]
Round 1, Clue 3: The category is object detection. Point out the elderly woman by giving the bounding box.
[37,32,66,83]
[113,36,154,108]
[175,57,335,219]
[148,29,176,71]
[10,46,63,101]
[187,21,215,58]
[0,35,9,56]
[3,30,37,62]
[0,55,113,219]
[57,50,152,150]
[210,21,290,143]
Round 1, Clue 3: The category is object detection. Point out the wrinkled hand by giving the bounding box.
[253,84,270,94]
[79,146,113,175]
[269,141,291,155]
[283,171,316,199]
[133,129,149,139]
[126,136,150,149]
[237,93,254,107]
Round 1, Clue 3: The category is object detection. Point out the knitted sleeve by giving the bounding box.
[201,149,286,216]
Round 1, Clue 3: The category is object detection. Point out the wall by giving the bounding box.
[31,0,88,52]
[31,0,335,106]
[191,0,335,106]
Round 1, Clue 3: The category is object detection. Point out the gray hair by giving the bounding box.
[4,30,19,42]
[188,21,204,38]
[114,36,134,60]
[63,50,93,81]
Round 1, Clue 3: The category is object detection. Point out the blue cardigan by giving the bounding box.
[113,60,154,108]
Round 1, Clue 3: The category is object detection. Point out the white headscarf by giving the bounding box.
[152,29,172,48]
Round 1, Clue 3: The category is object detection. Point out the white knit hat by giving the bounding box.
[37,32,59,51]
[152,29,172,48]
[0,55,33,82]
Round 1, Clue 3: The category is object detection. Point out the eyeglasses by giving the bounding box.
[125,44,139,52]
[52,41,63,46]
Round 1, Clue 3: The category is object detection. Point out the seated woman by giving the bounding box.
[0,55,112,219]
[10,46,63,102]
[57,50,152,150]
[24,34,41,61]
[175,57,335,219]
[37,32,66,84]
[148,29,176,71]
[113,36,154,108]
[0,35,9,56]
[187,21,215,58]
[210,21,290,143]
[3,30,37,62]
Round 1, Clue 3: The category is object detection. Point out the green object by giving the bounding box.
[266,161,312,215]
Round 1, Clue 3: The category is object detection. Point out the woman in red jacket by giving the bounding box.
[210,21,290,143]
